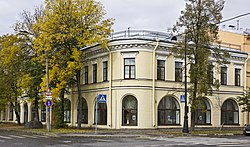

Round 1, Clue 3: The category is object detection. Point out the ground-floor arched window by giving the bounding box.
[94,102,107,125]
[158,96,180,125]
[195,98,211,125]
[9,104,13,121]
[31,104,36,121]
[122,95,138,126]
[40,104,46,122]
[221,99,239,125]
[23,103,28,124]
[77,98,88,124]
[64,99,71,123]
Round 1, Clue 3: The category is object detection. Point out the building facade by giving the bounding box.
[1,30,249,129]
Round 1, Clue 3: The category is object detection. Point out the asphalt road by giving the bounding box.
[1,130,250,147]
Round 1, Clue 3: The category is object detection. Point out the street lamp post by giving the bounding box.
[182,33,189,133]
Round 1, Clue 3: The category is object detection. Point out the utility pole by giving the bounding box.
[45,50,51,132]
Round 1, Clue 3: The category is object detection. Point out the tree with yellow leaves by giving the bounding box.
[34,0,113,128]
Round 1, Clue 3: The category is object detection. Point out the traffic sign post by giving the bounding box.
[45,88,52,132]
[95,94,107,134]
[98,94,107,103]
[180,95,186,103]
[46,100,52,107]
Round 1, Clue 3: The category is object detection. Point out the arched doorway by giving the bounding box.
[77,98,88,124]
[40,103,46,122]
[64,99,71,123]
[23,103,28,124]
[195,98,211,125]
[158,96,180,125]
[94,102,107,125]
[122,95,138,126]
[221,99,239,125]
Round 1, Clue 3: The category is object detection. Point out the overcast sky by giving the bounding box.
[0,0,250,35]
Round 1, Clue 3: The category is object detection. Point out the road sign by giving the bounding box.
[46,100,52,107]
[98,94,106,103]
[46,88,52,100]
[180,95,186,103]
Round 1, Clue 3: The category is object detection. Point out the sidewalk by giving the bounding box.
[0,123,244,138]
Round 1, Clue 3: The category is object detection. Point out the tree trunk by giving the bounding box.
[76,69,83,129]
[190,110,196,131]
[34,85,39,122]
[12,102,21,125]
[55,89,66,128]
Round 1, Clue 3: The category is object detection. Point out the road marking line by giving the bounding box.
[9,135,25,139]
[0,135,12,139]
[20,135,38,138]
[32,135,48,138]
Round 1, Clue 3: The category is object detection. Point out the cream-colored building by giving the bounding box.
[1,30,249,129]
[218,29,250,87]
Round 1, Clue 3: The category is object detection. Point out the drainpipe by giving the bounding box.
[106,46,112,128]
[152,40,159,127]
[244,54,250,125]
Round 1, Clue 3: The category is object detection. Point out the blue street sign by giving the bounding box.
[180,95,186,103]
[46,100,52,107]
[98,94,106,103]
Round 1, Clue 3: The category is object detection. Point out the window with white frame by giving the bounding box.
[221,67,227,85]
[235,68,241,86]
[92,64,97,83]
[124,58,135,79]
[157,60,165,80]
[84,66,88,84]
[103,61,108,82]
[175,62,183,82]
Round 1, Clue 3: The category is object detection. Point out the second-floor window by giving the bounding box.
[103,61,108,81]
[93,64,97,83]
[84,66,88,84]
[124,58,135,79]
[157,60,165,80]
[175,62,182,82]
[207,64,214,84]
[235,68,241,86]
[221,67,227,85]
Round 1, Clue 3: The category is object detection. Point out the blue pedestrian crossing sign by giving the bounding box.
[98,94,106,103]
[180,95,186,103]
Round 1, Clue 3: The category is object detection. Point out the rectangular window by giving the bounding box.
[84,66,88,84]
[157,60,165,80]
[175,62,183,82]
[235,68,241,86]
[103,61,108,81]
[124,58,135,79]
[208,64,214,84]
[93,64,97,83]
[221,67,227,85]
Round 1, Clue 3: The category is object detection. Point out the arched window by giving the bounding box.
[77,98,88,124]
[64,99,71,123]
[40,104,46,122]
[195,98,211,125]
[31,104,36,121]
[9,104,13,121]
[94,102,107,125]
[122,95,138,126]
[221,99,239,125]
[24,103,28,124]
[158,96,180,125]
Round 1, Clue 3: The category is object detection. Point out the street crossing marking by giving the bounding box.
[20,134,39,138]
[0,135,12,139]
[8,135,25,139]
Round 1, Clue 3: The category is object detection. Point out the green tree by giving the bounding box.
[0,34,28,125]
[14,7,45,123]
[172,0,229,131]
[34,0,113,128]
[237,89,250,125]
